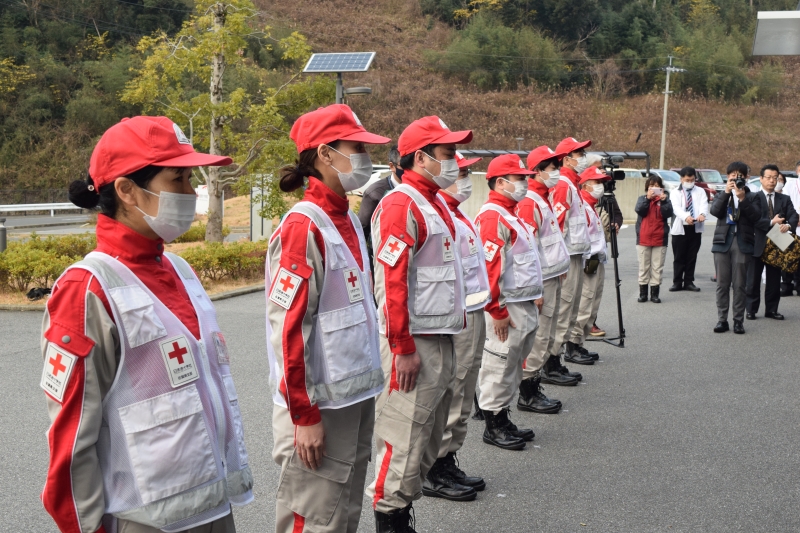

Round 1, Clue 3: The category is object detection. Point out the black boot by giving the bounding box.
[572,342,599,361]
[441,452,485,491]
[482,409,526,450]
[498,407,534,441]
[650,285,661,303]
[540,355,580,385]
[471,393,484,420]
[422,457,477,501]
[638,284,648,302]
[517,376,561,414]
[564,342,595,365]
[375,504,417,533]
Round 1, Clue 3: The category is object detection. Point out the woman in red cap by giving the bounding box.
[474,153,542,451]
[266,104,390,533]
[41,116,251,533]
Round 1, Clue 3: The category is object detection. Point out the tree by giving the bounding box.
[122,0,333,241]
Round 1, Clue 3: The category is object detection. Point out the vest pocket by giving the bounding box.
[276,449,353,527]
[512,251,539,288]
[117,385,218,504]
[414,266,456,316]
[461,254,482,296]
[318,304,373,382]
[222,374,249,466]
[108,285,167,348]
[568,217,585,244]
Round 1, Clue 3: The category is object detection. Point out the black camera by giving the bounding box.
[601,155,626,181]
[735,173,747,190]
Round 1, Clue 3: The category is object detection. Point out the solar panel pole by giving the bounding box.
[336,73,343,104]
[658,56,686,169]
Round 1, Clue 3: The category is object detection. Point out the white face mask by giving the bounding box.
[683,182,695,190]
[775,182,785,193]
[575,155,590,173]
[590,183,604,199]
[543,169,561,188]
[137,188,197,242]
[501,178,528,202]
[451,177,472,203]
[423,152,460,188]
[328,146,373,192]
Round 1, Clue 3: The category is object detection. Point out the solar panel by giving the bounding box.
[303,52,376,73]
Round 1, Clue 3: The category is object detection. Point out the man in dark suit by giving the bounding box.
[710,161,761,334]
[746,164,798,320]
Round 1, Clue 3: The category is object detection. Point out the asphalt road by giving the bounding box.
[2,226,800,532]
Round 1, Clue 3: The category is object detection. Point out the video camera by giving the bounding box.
[600,155,626,194]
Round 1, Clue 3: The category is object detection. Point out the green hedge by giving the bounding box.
[179,241,267,282]
[173,223,231,243]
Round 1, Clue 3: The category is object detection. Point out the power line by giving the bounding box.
[434,50,670,62]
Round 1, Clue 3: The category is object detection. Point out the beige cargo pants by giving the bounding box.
[272,398,375,533]
[366,335,454,514]
[477,300,539,412]
[553,255,584,351]
[117,513,235,533]
[523,276,561,379]
[569,263,606,345]
[438,310,486,456]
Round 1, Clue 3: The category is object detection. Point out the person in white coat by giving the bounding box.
[669,166,709,292]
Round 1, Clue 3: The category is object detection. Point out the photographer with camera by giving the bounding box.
[710,162,761,334]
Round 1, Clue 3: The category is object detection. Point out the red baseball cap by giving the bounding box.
[555,137,592,159]
[527,145,559,172]
[486,154,535,180]
[578,166,611,185]
[456,150,481,169]
[290,104,390,153]
[89,116,233,190]
[398,116,473,157]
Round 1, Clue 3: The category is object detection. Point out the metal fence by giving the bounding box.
[0,189,70,204]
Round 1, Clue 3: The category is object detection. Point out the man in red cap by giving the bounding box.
[551,137,597,366]
[569,167,612,357]
[366,116,474,532]
[423,151,490,500]
[515,146,577,417]
[474,154,543,451]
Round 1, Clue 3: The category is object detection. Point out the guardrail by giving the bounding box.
[0,203,81,216]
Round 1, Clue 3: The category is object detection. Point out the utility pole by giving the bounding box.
[659,56,686,170]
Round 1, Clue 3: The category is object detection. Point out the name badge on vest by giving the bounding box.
[442,235,455,262]
[213,332,229,365]
[549,218,559,234]
[343,267,364,303]
[160,335,199,388]
[40,344,77,402]
[466,234,478,256]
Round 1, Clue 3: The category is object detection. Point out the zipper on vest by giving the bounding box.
[198,341,227,471]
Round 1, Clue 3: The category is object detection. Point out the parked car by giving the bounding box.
[669,168,722,201]
[617,167,647,179]
[643,169,682,192]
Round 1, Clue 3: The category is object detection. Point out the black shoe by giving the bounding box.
[482,409,526,450]
[517,376,562,414]
[780,289,793,297]
[684,283,700,292]
[669,283,683,292]
[765,312,784,320]
[422,459,477,501]
[441,452,485,491]
[558,361,582,381]
[375,504,417,533]
[573,343,599,361]
[733,320,745,334]
[638,284,648,302]
[713,321,729,333]
[471,393,484,421]
[564,342,594,365]
[540,355,579,386]
[650,285,661,303]
[499,408,534,441]
[746,312,757,320]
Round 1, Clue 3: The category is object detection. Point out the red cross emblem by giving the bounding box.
[486,244,496,253]
[168,342,188,365]
[279,275,296,292]
[387,241,401,254]
[49,353,67,377]
[468,236,475,246]
[347,271,359,287]
[444,238,451,250]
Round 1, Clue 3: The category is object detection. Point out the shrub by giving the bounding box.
[173,223,231,243]
[178,241,268,282]
[0,244,75,292]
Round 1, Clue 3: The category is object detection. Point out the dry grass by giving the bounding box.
[257,0,800,172]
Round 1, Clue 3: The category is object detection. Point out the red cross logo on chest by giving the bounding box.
[444,238,451,250]
[279,275,296,292]
[168,342,188,365]
[347,271,359,287]
[468,236,475,246]
[49,353,67,377]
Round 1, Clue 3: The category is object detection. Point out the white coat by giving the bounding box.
[670,185,709,236]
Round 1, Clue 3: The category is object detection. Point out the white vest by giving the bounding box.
[384,184,467,334]
[478,203,544,302]
[524,190,570,280]
[584,202,608,263]
[266,202,383,410]
[452,207,490,312]
[62,252,252,532]
[552,176,590,255]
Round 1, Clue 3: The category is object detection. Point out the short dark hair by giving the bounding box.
[535,157,560,173]
[726,161,749,176]
[399,144,435,170]
[645,175,664,191]
[388,145,400,166]
[679,166,696,178]
[760,164,780,177]
[487,177,498,191]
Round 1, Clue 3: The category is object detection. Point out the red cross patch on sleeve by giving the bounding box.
[553,203,567,217]
[40,344,78,403]
[483,240,500,262]
[270,267,303,309]
[378,236,407,267]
